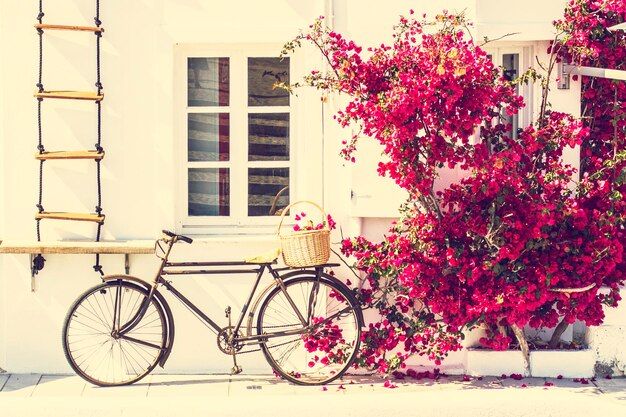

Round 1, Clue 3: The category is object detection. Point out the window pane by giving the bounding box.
[188,168,230,216]
[188,57,229,107]
[502,53,519,139]
[188,113,229,161]
[248,57,289,106]
[248,113,289,161]
[248,168,289,216]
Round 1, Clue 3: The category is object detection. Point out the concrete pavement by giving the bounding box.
[0,372,625,417]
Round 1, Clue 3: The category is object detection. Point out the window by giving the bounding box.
[485,46,534,139]
[177,46,296,232]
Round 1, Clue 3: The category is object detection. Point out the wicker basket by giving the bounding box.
[276,200,331,267]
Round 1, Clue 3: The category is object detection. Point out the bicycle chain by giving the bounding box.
[235,324,301,355]
[237,337,302,355]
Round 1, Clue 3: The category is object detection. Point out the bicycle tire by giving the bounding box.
[62,280,168,386]
[257,275,361,385]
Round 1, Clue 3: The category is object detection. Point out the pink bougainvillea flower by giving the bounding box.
[282,1,626,377]
[383,380,397,389]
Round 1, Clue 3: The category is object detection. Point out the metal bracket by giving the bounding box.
[28,253,132,292]
[29,254,37,292]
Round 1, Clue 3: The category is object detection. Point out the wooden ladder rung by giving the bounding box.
[36,212,105,223]
[35,24,104,33]
[34,91,104,101]
[35,151,105,161]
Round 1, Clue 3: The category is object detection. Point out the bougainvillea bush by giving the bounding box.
[548,0,626,353]
[555,0,626,177]
[283,2,625,376]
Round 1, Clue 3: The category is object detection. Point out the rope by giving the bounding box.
[37,0,44,23]
[93,0,104,276]
[37,161,44,213]
[36,30,43,92]
[95,0,101,27]
[34,2,46,274]
[94,157,103,277]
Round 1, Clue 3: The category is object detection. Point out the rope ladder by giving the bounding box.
[33,0,106,277]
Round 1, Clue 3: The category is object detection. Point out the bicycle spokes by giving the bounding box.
[258,277,361,385]
[63,281,167,386]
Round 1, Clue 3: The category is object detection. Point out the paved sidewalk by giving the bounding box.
[0,372,625,417]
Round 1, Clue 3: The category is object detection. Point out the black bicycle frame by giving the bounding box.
[151,261,325,345]
[115,231,344,349]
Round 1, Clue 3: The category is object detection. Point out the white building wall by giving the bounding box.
[0,0,331,374]
[0,2,5,372]
[476,0,568,41]
[4,0,622,377]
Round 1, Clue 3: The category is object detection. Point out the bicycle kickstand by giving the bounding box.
[226,306,242,375]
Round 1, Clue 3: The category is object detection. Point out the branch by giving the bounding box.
[309,35,342,80]
[480,32,521,47]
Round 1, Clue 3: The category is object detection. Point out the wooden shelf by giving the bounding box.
[34,91,104,101]
[36,212,105,223]
[35,23,104,33]
[0,240,154,255]
[35,151,105,161]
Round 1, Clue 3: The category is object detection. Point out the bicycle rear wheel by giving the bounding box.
[257,276,361,385]
[62,280,167,386]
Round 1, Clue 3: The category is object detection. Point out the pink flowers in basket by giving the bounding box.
[292,212,337,232]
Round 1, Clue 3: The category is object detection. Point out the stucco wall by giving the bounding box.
[4,0,622,377]
[0,0,331,374]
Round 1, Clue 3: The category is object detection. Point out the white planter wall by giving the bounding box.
[588,290,626,376]
[466,350,527,377]
[531,350,595,378]
[465,349,595,378]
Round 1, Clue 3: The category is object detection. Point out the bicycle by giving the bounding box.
[62,230,363,386]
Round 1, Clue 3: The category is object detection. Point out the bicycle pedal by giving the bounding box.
[231,365,243,375]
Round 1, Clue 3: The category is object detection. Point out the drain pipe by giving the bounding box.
[321,0,334,211]
[324,0,335,31]
[322,0,364,240]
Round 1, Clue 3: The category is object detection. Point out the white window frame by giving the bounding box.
[174,44,321,235]
[484,45,534,134]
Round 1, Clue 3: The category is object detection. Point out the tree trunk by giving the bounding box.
[548,319,570,349]
[511,324,531,377]
[497,322,507,338]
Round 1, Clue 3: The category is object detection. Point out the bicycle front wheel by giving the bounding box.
[257,276,361,385]
[62,280,167,386]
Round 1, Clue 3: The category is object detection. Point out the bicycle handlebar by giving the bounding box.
[162,230,193,244]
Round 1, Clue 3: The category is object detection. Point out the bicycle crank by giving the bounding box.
[217,326,244,354]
